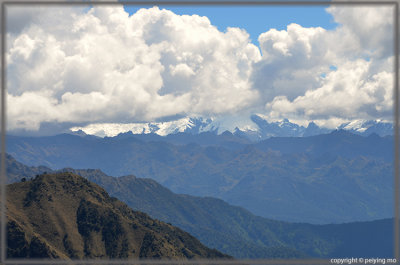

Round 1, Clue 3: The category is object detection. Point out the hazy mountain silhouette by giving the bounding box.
[6,156,395,259]
[7,131,393,223]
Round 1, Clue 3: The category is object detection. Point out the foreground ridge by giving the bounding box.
[6,172,231,260]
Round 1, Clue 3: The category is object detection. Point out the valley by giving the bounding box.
[6,153,395,259]
[7,130,394,224]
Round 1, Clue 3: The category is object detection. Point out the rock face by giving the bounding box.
[6,172,230,260]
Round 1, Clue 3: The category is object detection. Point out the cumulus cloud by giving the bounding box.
[252,6,394,127]
[7,6,261,131]
[265,60,393,120]
[326,6,394,59]
[253,23,330,102]
[5,4,395,133]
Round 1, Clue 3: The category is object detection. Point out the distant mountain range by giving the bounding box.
[70,117,218,137]
[70,115,393,140]
[247,115,393,139]
[7,131,393,224]
[6,157,395,259]
[7,172,230,259]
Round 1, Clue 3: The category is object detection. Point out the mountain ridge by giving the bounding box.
[7,172,230,259]
[6,131,393,224]
[69,115,394,139]
[6,156,395,259]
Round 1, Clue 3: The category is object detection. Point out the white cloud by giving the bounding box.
[7,6,261,131]
[170,63,195,77]
[6,5,394,133]
[252,6,393,126]
[326,6,394,59]
[253,23,330,103]
[265,59,393,127]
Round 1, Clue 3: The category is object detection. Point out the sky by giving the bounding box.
[123,5,339,45]
[5,4,395,136]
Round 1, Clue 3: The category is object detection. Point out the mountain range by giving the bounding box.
[70,115,394,140]
[6,156,395,259]
[7,172,229,259]
[7,130,394,224]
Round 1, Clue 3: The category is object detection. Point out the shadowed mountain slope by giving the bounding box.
[67,169,393,259]
[6,131,393,223]
[6,155,394,259]
[6,153,52,183]
[6,172,230,260]
[58,168,306,259]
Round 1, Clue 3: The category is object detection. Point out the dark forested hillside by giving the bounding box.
[6,172,230,259]
[6,157,395,259]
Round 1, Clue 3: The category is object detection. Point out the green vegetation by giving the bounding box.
[6,155,395,259]
[6,173,231,260]
[58,168,394,259]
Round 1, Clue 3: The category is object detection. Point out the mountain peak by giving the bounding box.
[113,131,136,139]
[70,129,88,137]
[7,172,230,259]
[307,121,317,128]
[337,119,393,136]
[70,115,393,140]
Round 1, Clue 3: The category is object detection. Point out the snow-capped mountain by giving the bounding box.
[337,120,393,137]
[249,115,304,138]
[303,121,331,137]
[71,114,393,140]
[231,114,331,140]
[70,117,217,137]
[238,115,392,139]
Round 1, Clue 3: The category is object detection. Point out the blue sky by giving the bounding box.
[124,5,338,45]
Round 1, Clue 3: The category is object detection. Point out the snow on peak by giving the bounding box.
[70,117,215,137]
[337,119,393,136]
[338,119,368,132]
[70,115,393,139]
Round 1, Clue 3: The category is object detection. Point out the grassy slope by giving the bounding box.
[7,173,230,260]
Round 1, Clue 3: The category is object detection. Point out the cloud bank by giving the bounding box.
[6,5,394,133]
